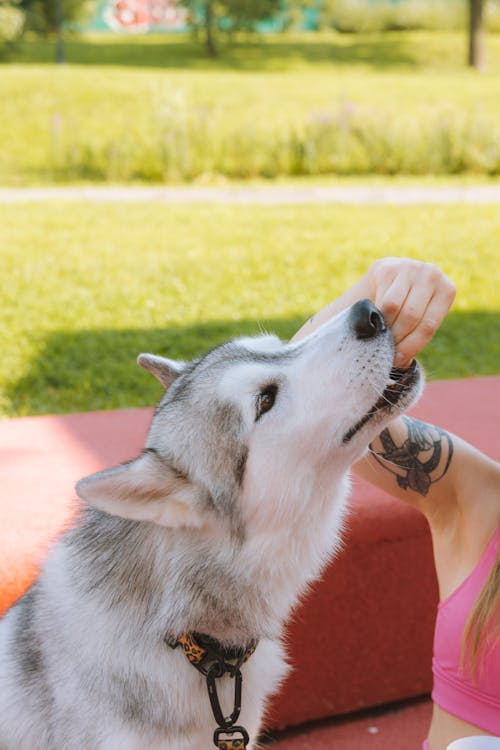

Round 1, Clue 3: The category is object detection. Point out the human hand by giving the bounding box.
[365,258,456,369]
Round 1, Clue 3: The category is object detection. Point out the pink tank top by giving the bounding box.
[432,526,500,734]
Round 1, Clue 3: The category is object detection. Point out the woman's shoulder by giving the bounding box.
[430,442,499,601]
[453,440,500,529]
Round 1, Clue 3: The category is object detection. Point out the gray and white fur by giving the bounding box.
[0,300,422,749]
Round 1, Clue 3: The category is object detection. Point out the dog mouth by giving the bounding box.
[342,360,420,444]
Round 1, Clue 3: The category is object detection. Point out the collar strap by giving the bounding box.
[170,631,257,675]
[168,631,258,749]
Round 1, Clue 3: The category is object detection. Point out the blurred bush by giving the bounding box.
[486,0,500,32]
[0,0,25,49]
[316,0,500,34]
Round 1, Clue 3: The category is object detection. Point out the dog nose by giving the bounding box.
[350,299,387,339]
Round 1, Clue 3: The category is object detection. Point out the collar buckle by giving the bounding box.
[213,725,249,749]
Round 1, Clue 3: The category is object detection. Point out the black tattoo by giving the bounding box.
[370,416,454,496]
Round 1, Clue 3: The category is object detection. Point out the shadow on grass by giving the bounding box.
[4,310,500,417]
[5,317,303,417]
[10,33,419,71]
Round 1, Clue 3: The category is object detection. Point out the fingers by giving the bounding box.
[393,287,455,367]
[374,272,424,330]
[367,258,456,367]
[390,278,436,346]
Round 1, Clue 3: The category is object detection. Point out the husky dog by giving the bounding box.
[0,300,422,750]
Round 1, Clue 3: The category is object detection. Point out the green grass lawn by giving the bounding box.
[1,31,500,183]
[1,201,499,417]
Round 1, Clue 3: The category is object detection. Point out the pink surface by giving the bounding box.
[1,376,499,733]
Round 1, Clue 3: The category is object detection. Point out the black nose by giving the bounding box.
[349,299,387,339]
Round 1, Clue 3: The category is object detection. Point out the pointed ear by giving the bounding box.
[76,451,203,528]
[137,353,186,389]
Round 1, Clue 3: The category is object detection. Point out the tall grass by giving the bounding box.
[48,92,500,181]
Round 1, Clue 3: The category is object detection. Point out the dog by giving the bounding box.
[0,299,422,750]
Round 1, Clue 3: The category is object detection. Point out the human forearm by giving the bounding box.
[354,414,500,525]
[353,415,456,510]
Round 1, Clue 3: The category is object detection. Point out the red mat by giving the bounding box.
[0,408,151,613]
[267,697,432,749]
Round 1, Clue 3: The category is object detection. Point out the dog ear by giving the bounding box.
[137,353,186,389]
[76,451,203,528]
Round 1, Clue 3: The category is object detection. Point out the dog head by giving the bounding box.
[76,300,423,537]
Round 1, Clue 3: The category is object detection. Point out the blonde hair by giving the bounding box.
[462,550,500,676]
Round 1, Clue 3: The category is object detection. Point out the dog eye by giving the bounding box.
[255,385,278,421]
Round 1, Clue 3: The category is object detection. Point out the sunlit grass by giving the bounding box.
[1,201,499,416]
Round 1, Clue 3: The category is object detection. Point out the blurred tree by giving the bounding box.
[468,0,485,68]
[182,0,282,57]
[21,0,94,34]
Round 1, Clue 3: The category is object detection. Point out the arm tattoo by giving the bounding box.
[370,416,454,496]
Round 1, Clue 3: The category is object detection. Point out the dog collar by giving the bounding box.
[167,631,258,749]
